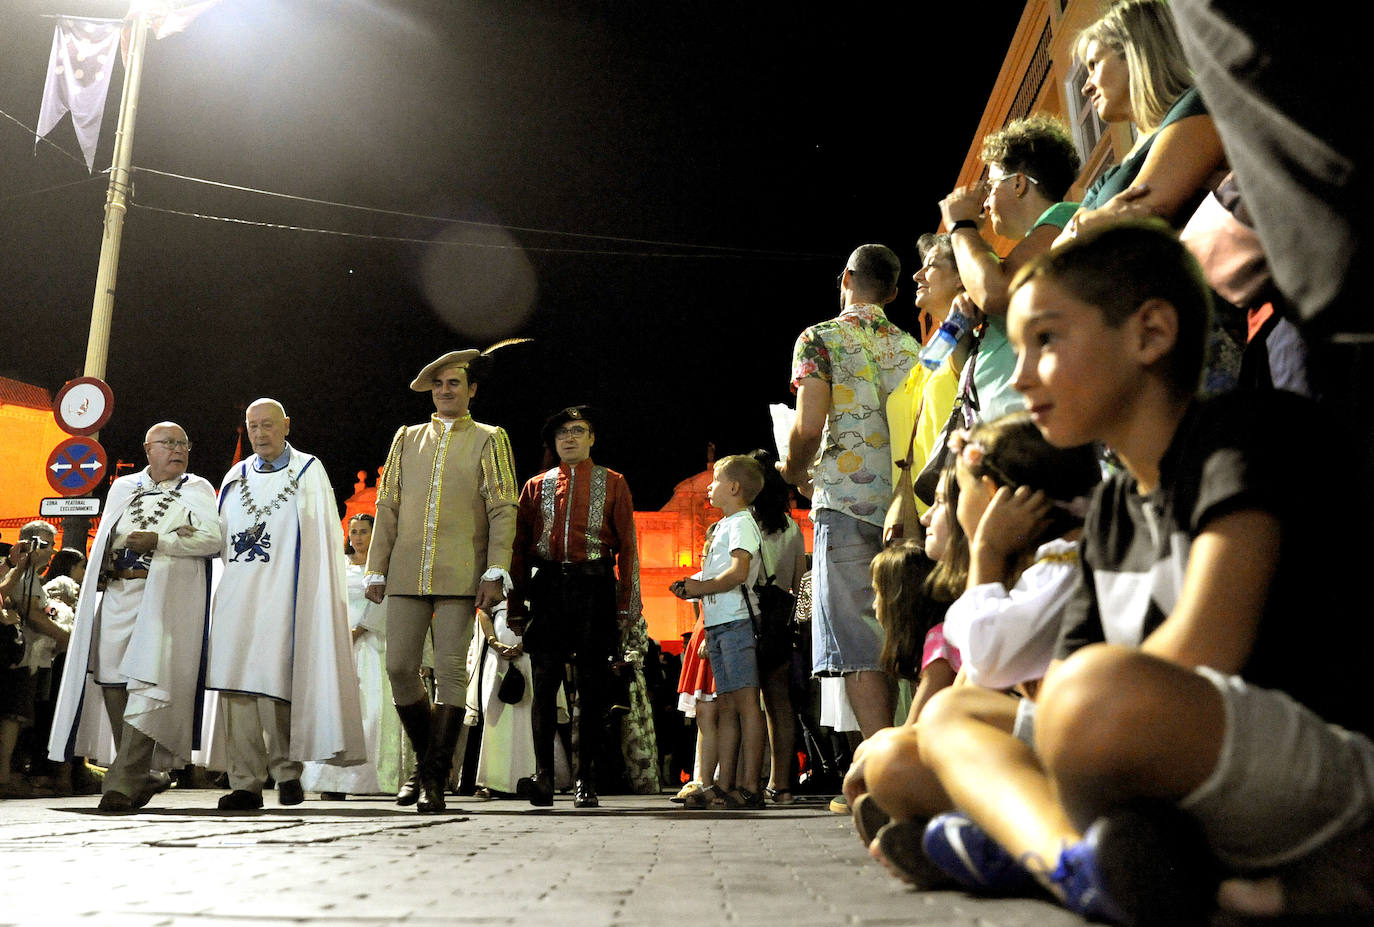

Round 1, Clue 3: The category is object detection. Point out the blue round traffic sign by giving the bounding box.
[46,436,108,496]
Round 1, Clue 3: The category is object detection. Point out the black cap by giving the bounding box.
[541,405,600,450]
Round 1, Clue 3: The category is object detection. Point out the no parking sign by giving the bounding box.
[46,437,108,497]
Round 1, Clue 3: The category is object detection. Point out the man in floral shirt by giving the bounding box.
[781,244,918,739]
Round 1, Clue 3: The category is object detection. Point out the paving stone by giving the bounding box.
[0,790,1283,926]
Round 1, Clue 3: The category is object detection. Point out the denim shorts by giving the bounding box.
[705,618,759,694]
[1180,667,1374,870]
[810,509,884,675]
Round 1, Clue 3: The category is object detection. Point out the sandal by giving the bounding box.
[762,787,794,806]
[682,784,726,810]
[852,793,889,846]
[670,781,704,804]
[721,788,766,810]
[871,819,954,890]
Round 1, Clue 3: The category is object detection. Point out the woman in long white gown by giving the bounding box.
[464,604,535,796]
[303,515,410,797]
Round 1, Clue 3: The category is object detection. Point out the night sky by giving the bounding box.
[1,1,1020,510]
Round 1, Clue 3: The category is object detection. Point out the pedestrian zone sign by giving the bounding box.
[40,497,102,517]
[46,437,107,497]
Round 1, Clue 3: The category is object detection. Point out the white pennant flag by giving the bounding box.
[35,17,123,173]
[152,0,219,39]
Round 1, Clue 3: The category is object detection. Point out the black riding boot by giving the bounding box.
[418,703,464,813]
[393,700,431,807]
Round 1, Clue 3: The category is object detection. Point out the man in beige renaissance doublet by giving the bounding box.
[365,350,519,813]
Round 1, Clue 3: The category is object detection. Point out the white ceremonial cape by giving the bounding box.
[199,447,366,768]
[48,470,221,768]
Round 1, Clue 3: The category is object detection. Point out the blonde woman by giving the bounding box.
[1056,0,1226,243]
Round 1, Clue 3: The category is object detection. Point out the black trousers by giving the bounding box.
[523,565,617,779]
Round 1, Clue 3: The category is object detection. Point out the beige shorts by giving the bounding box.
[1181,667,1374,870]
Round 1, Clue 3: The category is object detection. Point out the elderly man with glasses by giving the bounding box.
[508,405,642,808]
[48,422,223,812]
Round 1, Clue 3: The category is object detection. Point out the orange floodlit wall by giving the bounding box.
[0,378,70,546]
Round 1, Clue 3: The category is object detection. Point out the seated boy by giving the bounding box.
[914,222,1374,922]
[670,455,767,808]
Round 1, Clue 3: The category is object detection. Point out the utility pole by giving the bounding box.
[83,4,154,381]
[66,3,157,550]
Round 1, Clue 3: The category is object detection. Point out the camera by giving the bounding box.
[16,537,52,554]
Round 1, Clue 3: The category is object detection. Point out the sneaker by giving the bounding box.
[670,781,704,804]
[922,812,1038,895]
[828,794,848,814]
[1050,800,1216,926]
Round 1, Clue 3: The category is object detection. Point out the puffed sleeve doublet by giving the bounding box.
[366,415,518,597]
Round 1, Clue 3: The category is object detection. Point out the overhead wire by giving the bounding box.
[2,116,833,261]
[0,105,96,171]
[0,173,108,204]
[129,202,809,259]
[130,166,834,260]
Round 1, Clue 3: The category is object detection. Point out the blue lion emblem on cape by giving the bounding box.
[230,522,272,562]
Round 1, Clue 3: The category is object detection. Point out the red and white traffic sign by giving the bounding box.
[53,376,114,436]
[46,437,108,497]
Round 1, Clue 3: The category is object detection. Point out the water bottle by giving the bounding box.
[918,307,971,370]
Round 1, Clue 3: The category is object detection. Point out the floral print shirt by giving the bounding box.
[791,303,919,525]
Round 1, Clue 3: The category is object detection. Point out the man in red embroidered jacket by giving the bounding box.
[509,406,642,809]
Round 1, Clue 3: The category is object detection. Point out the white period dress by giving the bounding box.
[463,607,536,794]
[301,562,409,794]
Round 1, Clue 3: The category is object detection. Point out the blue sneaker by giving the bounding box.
[921,812,1039,895]
[1050,801,1216,926]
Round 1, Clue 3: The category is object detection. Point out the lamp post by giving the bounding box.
[67,2,159,550]
[83,3,155,381]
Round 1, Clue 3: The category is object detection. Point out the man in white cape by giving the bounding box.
[48,422,223,812]
[201,398,365,811]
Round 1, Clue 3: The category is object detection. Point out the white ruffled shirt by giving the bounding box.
[942,538,1080,689]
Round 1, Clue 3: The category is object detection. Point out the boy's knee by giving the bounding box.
[1038,644,1176,778]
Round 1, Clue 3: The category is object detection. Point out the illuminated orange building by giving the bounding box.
[341,464,814,654]
[0,376,70,546]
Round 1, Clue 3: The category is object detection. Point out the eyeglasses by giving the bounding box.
[836,267,855,288]
[987,169,1039,189]
[555,425,590,439]
[149,439,192,451]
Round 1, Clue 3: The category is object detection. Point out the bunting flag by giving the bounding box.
[34,16,123,173]
[151,0,219,39]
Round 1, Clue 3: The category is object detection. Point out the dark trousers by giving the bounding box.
[524,565,617,780]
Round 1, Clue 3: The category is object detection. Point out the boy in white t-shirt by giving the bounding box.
[670,455,766,809]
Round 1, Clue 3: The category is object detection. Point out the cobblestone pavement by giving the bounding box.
[0,788,1343,926]
[1,788,1094,926]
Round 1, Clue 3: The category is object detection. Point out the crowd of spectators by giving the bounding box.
[716,0,1364,922]
[4,0,1370,920]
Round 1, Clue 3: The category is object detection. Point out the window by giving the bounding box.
[1064,57,1108,165]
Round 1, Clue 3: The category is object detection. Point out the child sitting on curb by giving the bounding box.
[917,222,1374,923]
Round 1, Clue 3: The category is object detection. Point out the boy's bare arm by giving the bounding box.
[1140,508,1280,674]
[685,550,753,597]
